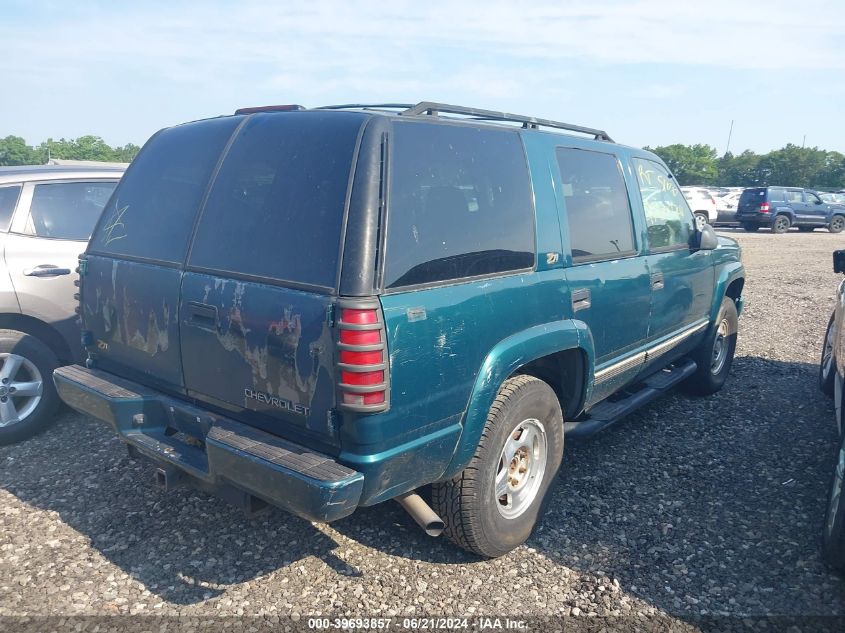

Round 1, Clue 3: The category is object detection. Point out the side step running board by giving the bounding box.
[564,359,697,439]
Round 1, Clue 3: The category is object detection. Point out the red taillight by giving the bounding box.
[760,202,770,213]
[337,302,389,412]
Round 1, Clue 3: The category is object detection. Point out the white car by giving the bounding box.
[680,187,718,228]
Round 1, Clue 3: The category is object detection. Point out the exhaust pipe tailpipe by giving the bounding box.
[396,492,445,537]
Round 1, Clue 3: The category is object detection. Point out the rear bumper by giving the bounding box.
[53,365,364,523]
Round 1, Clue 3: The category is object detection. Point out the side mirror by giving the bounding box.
[834,250,845,274]
[695,223,719,251]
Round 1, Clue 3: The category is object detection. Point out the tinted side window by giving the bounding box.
[0,185,21,231]
[26,181,117,240]
[189,112,366,288]
[557,148,635,261]
[89,117,241,263]
[785,190,803,203]
[633,158,694,250]
[768,187,785,201]
[384,122,535,288]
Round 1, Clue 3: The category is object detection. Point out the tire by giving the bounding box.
[822,431,845,571]
[0,330,60,445]
[432,375,564,558]
[771,214,791,233]
[821,314,836,398]
[694,213,708,231]
[742,224,760,232]
[830,216,845,234]
[798,226,815,233]
[682,297,738,396]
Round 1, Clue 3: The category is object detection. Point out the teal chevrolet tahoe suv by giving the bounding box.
[53,102,745,557]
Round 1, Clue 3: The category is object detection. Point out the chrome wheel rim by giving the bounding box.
[710,319,730,375]
[0,353,44,428]
[695,214,707,231]
[775,217,789,232]
[834,217,844,231]
[823,321,835,382]
[495,418,548,519]
[827,442,845,538]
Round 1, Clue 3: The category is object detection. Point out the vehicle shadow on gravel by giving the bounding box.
[0,416,368,605]
[2,355,844,613]
[334,355,845,616]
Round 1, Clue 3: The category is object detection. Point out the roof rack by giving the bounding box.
[315,103,415,112]
[400,101,613,142]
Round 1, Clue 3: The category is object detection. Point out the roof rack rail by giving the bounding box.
[315,103,415,111]
[400,101,613,142]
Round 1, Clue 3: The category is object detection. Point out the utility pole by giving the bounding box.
[724,120,734,157]
[802,134,806,149]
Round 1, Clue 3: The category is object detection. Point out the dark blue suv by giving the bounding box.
[736,187,845,234]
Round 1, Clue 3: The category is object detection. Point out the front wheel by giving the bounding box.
[822,432,845,571]
[432,375,564,558]
[772,214,791,233]
[682,297,738,396]
[0,330,60,445]
[830,216,845,234]
[694,213,708,231]
[821,315,837,398]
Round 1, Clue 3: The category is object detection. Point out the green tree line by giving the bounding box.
[645,143,845,190]
[0,135,140,166]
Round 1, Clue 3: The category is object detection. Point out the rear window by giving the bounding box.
[26,181,117,240]
[739,188,766,204]
[383,121,535,289]
[557,148,636,261]
[89,116,241,263]
[188,112,366,288]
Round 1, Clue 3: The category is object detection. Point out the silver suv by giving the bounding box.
[0,164,124,443]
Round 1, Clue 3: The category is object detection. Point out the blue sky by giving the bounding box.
[2,0,844,154]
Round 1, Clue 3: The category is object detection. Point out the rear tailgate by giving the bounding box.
[178,111,370,451]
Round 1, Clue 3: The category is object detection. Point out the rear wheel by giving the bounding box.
[821,315,837,398]
[0,330,60,445]
[683,297,738,396]
[742,223,760,232]
[432,375,564,558]
[772,214,791,233]
[830,216,845,234]
[822,431,845,571]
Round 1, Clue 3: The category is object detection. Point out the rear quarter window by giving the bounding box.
[383,121,535,289]
[0,185,21,231]
[89,116,242,263]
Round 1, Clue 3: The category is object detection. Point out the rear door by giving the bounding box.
[179,112,367,451]
[785,188,808,222]
[5,179,118,359]
[555,146,652,403]
[82,117,241,391]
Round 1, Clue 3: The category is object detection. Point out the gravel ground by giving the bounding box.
[2,229,845,626]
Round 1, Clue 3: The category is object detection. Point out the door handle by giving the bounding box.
[571,288,591,312]
[651,273,665,291]
[23,265,72,277]
[186,301,218,326]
